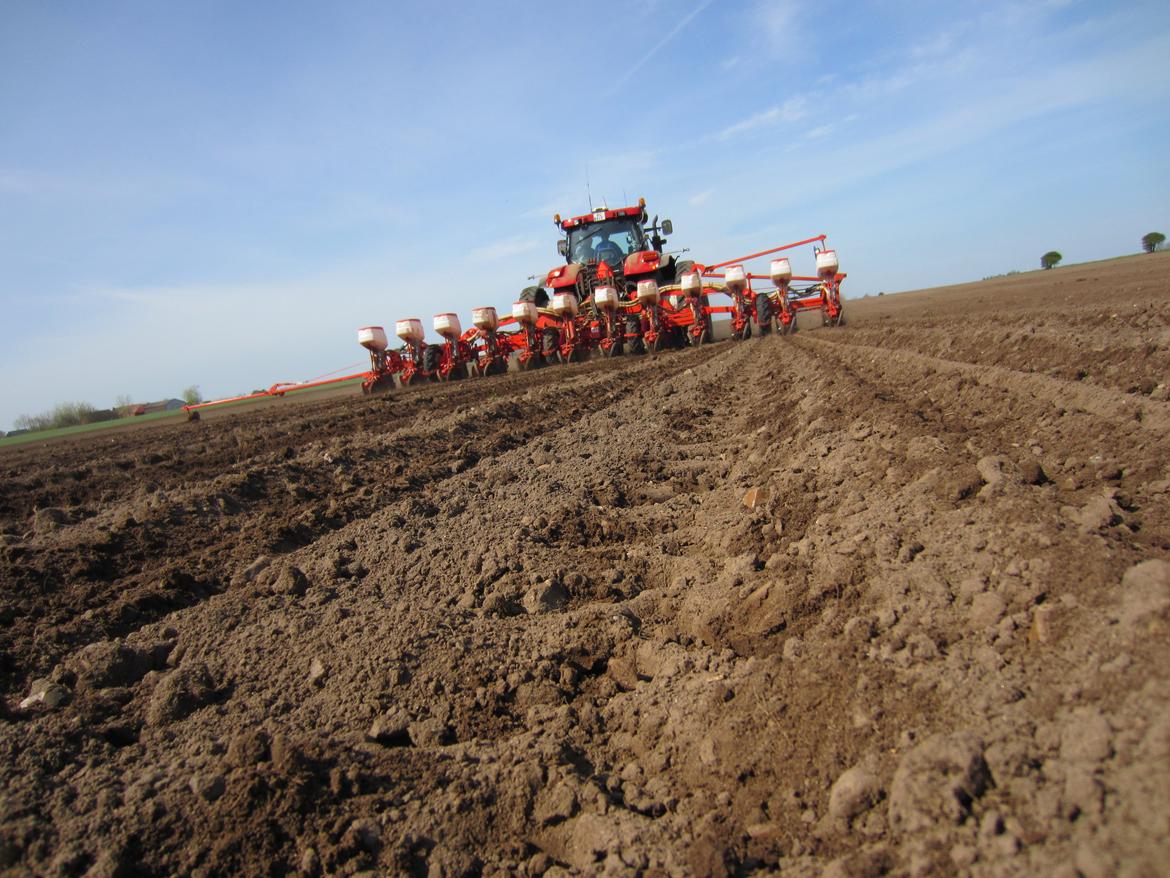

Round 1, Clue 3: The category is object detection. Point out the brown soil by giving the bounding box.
[2,252,1169,878]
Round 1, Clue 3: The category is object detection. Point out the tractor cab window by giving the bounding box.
[567,219,646,267]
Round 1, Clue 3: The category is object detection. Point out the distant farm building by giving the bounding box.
[132,399,186,416]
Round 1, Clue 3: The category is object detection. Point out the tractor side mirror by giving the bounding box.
[661,219,673,235]
[557,240,569,257]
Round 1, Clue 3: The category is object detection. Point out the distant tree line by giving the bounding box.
[12,402,113,432]
[10,386,203,435]
[1039,233,1165,270]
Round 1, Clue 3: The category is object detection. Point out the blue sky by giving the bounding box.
[2,0,1168,428]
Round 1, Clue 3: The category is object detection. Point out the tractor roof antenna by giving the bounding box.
[586,166,592,211]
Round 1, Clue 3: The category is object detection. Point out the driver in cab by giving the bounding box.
[575,234,625,269]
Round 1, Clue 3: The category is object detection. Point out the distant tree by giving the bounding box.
[181,385,203,405]
[1041,251,1062,270]
[1143,232,1166,253]
[13,414,42,431]
[114,394,134,417]
[13,402,97,433]
[49,402,97,428]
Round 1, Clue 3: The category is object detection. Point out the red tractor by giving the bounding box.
[357,199,846,392]
[523,199,695,356]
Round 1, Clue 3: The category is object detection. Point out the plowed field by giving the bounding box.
[3,252,1169,877]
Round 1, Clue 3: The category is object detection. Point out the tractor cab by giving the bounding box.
[565,216,647,269]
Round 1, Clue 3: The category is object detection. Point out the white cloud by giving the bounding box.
[689,189,714,206]
[910,30,957,59]
[698,29,1170,221]
[753,0,802,45]
[719,96,807,139]
[0,169,63,195]
[468,235,541,261]
[523,199,573,220]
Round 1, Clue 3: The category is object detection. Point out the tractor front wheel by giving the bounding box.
[421,344,443,378]
[756,295,773,336]
[625,315,645,355]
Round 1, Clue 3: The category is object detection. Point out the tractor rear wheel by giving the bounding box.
[625,315,645,355]
[422,344,443,378]
[756,295,773,336]
[520,285,549,307]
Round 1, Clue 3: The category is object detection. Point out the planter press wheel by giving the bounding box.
[540,328,559,365]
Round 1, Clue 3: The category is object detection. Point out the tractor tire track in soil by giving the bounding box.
[2,251,1169,877]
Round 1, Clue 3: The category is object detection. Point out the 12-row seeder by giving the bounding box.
[357,200,845,392]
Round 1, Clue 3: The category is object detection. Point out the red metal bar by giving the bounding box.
[184,391,268,411]
[268,371,370,396]
[704,235,827,272]
[185,370,369,412]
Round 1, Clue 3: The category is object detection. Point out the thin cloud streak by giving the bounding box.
[607,0,718,93]
[719,96,807,139]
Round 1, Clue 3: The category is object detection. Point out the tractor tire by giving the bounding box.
[421,344,442,378]
[520,285,549,308]
[625,315,645,355]
[756,295,773,336]
[541,328,559,363]
[672,258,695,283]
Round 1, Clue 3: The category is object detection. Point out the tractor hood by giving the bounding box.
[623,249,662,277]
[546,263,584,289]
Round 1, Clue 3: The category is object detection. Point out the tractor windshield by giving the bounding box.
[567,218,646,268]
